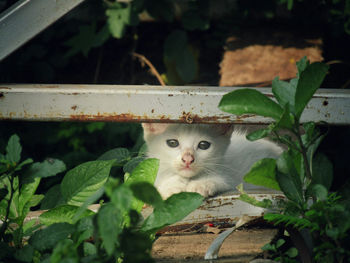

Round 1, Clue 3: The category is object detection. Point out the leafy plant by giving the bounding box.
[0,134,204,262]
[219,57,350,262]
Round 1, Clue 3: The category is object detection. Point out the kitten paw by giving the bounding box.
[158,186,184,200]
[186,182,218,197]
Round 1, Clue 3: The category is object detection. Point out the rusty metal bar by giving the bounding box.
[0,84,349,124]
[0,0,86,61]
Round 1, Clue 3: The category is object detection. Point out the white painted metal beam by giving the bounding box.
[0,0,86,61]
[0,84,349,124]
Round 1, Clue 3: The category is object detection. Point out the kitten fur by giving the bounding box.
[142,123,282,199]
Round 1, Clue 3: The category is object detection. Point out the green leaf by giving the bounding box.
[6,134,21,163]
[123,156,145,174]
[294,62,329,118]
[246,127,272,141]
[29,223,75,251]
[125,158,159,186]
[285,247,298,258]
[311,153,333,190]
[18,177,41,218]
[272,77,297,112]
[175,46,197,83]
[83,242,97,256]
[40,184,65,210]
[276,238,286,248]
[14,244,34,263]
[141,192,203,233]
[275,106,294,129]
[24,159,66,179]
[98,147,130,164]
[219,89,283,120]
[164,30,187,60]
[50,239,77,263]
[40,205,94,225]
[61,160,115,206]
[65,23,107,57]
[309,184,328,201]
[130,182,163,208]
[125,158,159,212]
[97,203,123,255]
[106,4,138,39]
[244,158,280,190]
[109,183,133,212]
[276,152,303,205]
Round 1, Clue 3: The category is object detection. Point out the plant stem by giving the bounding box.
[293,124,312,183]
[0,173,14,241]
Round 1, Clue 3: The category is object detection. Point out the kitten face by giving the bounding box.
[143,124,233,179]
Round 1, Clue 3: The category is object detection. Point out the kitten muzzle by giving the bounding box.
[181,153,195,167]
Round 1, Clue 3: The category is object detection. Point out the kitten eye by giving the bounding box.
[198,141,211,150]
[166,139,179,148]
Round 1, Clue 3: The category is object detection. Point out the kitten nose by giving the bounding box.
[182,153,194,165]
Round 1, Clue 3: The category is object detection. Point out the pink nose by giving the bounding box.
[182,153,194,165]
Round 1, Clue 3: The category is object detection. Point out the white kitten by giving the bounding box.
[142,123,282,199]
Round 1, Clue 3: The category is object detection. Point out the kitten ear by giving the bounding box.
[142,123,169,138]
[214,124,234,136]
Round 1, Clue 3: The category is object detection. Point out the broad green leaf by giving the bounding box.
[18,177,41,217]
[276,152,303,205]
[125,158,159,212]
[40,184,65,210]
[40,205,94,225]
[311,153,333,190]
[109,184,133,212]
[6,134,21,163]
[29,223,75,251]
[309,184,328,201]
[294,62,329,118]
[24,159,66,180]
[97,203,123,255]
[141,192,203,233]
[0,176,19,219]
[244,158,280,190]
[285,247,298,258]
[50,239,77,263]
[123,156,145,174]
[246,127,272,141]
[275,106,294,129]
[98,147,130,164]
[72,187,104,223]
[219,89,283,120]
[130,182,163,208]
[106,8,128,39]
[125,158,159,185]
[296,56,309,76]
[61,160,115,206]
[14,244,34,263]
[276,239,286,248]
[164,30,187,60]
[272,77,296,112]
[175,46,197,83]
[15,158,33,171]
[276,171,303,205]
[83,242,97,256]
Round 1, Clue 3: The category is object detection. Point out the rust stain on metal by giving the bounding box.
[71,105,77,110]
[168,94,174,97]
[0,87,11,89]
[151,109,155,113]
[0,92,4,98]
[323,100,329,106]
[182,111,194,124]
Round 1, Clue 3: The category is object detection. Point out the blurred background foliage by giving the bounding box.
[0,0,350,191]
